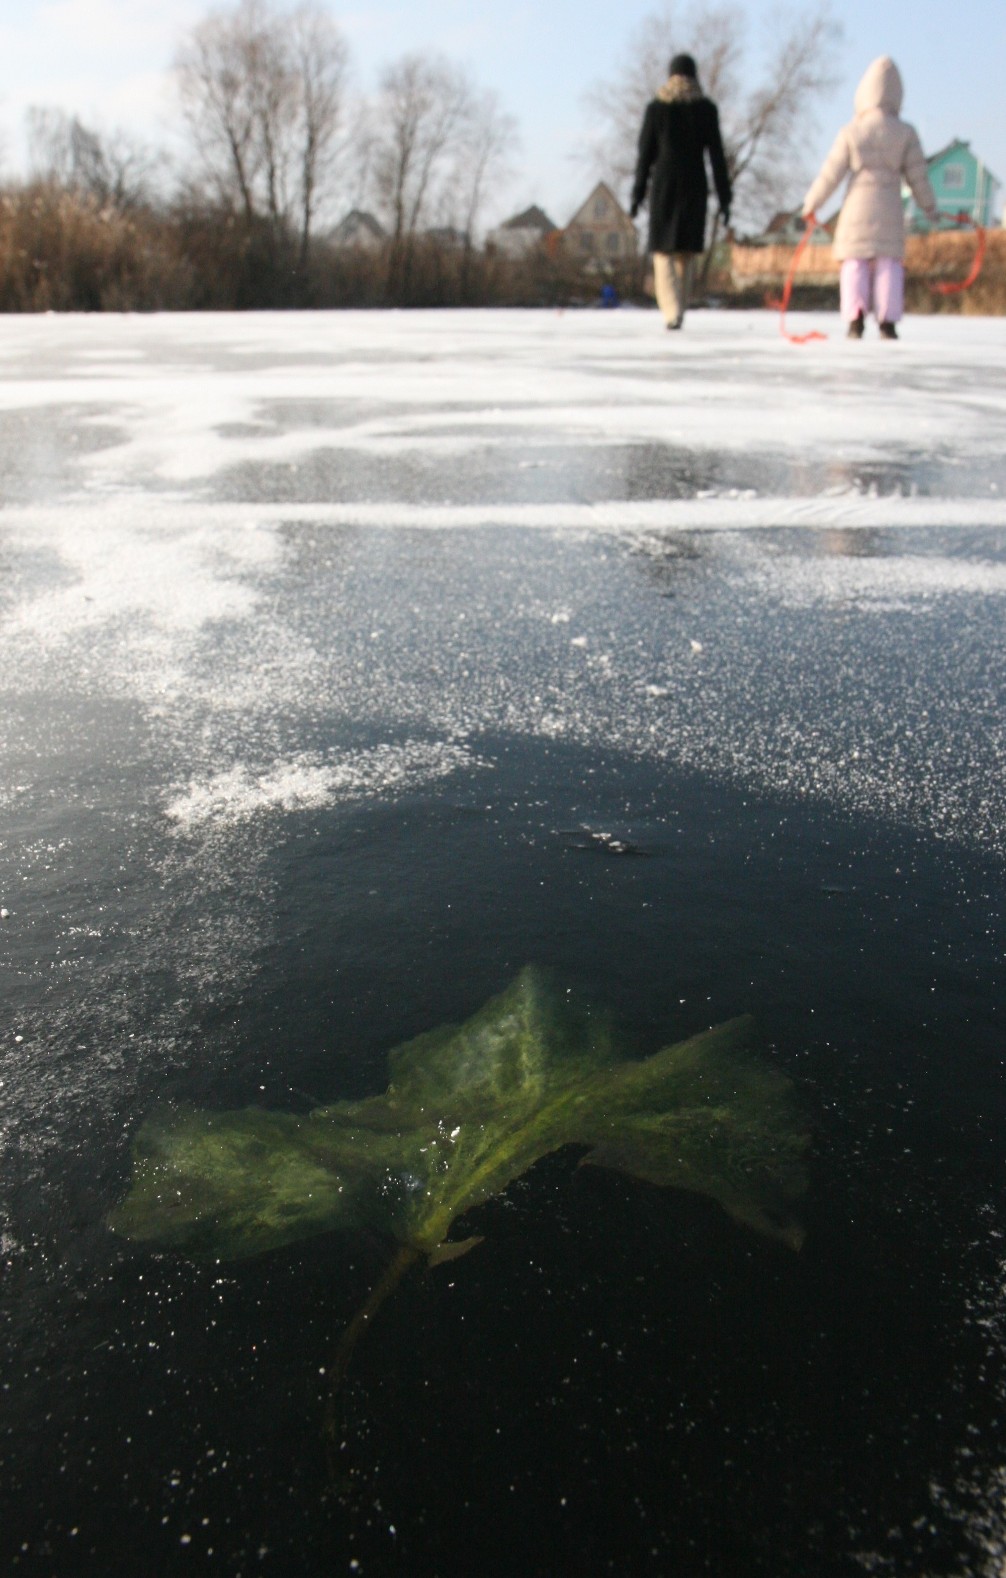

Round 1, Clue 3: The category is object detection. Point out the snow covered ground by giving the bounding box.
[1,307,1006,1575]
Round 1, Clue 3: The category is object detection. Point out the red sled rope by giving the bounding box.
[768,214,828,345]
[931,210,987,295]
[771,208,985,339]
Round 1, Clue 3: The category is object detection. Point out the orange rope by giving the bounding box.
[772,208,985,339]
[931,210,987,295]
[772,215,828,345]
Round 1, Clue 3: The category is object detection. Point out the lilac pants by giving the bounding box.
[840,258,905,324]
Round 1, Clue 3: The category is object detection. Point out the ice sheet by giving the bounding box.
[0,310,1002,492]
[1,309,1004,853]
[2,309,1006,1575]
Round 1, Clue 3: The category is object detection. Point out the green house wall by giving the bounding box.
[904,142,1001,230]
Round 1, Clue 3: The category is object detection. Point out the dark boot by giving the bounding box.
[847,311,865,340]
[879,321,898,340]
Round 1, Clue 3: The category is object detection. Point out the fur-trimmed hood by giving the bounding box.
[632,76,732,255]
[656,73,703,105]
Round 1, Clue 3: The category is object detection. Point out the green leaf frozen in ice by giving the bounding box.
[111,966,807,1260]
[110,966,808,1416]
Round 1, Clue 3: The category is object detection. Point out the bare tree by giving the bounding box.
[454,91,520,247]
[371,53,474,242]
[345,106,378,213]
[175,0,349,263]
[431,90,520,300]
[289,5,351,267]
[25,107,156,211]
[583,1,841,232]
[176,1,262,222]
[726,7,842,218]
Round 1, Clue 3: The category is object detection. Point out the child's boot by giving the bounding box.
[879,321,898,340]
[847,311,865,340]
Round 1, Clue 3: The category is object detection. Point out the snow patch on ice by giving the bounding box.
[7,496,1006,540]
[0,310,1003,495]
[3,509,279,642]
[165,740,486,832]
[706,545,1006,606]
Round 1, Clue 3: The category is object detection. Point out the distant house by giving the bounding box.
[729,209,838,287]
[486,204,558,258]
[758,209,835,245]
[762,210,805,243]
[423,226,468,250]
[329,210,386,251]
[562,182,638,270]
[903,140,1001,230]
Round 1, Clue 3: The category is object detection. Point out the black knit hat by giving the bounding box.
[669,53,697,78]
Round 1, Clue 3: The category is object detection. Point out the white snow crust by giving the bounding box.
[0,308,1002,495]
[165,741,483,832]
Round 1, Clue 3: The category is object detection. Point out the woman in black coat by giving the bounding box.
[631,53,732,329]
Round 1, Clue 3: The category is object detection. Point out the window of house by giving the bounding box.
[942,163,966,190]
[594,197,608,218]
[607,232,621,254]
[580,231,595,252]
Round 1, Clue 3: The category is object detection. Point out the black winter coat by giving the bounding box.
[632,95,732,255]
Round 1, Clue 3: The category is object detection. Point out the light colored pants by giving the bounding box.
[840,257,905,324]
[653,253,695,326]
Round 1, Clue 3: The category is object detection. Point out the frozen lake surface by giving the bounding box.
[1,307,1006,1575]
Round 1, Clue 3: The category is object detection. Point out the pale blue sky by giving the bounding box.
[1,0,1003,228]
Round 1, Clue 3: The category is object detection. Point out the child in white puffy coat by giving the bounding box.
[802,56,937,339]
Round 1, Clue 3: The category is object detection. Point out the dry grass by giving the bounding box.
[904,230,1006,315]
[729,229,1006,314]
[0,183,191,312]
[0,182,640,312]
[730,239,839,288]
[2,183,1000,315]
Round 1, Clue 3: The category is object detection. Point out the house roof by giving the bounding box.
[926,139,971,166]
[331,209,385,241]
[923,139,1001,190]
[565,181,634,229]
[764,210,800,234]
[760,208,836,238]
[498,204,557,233]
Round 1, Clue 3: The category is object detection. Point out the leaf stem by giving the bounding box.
[322,1240,422,1464]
